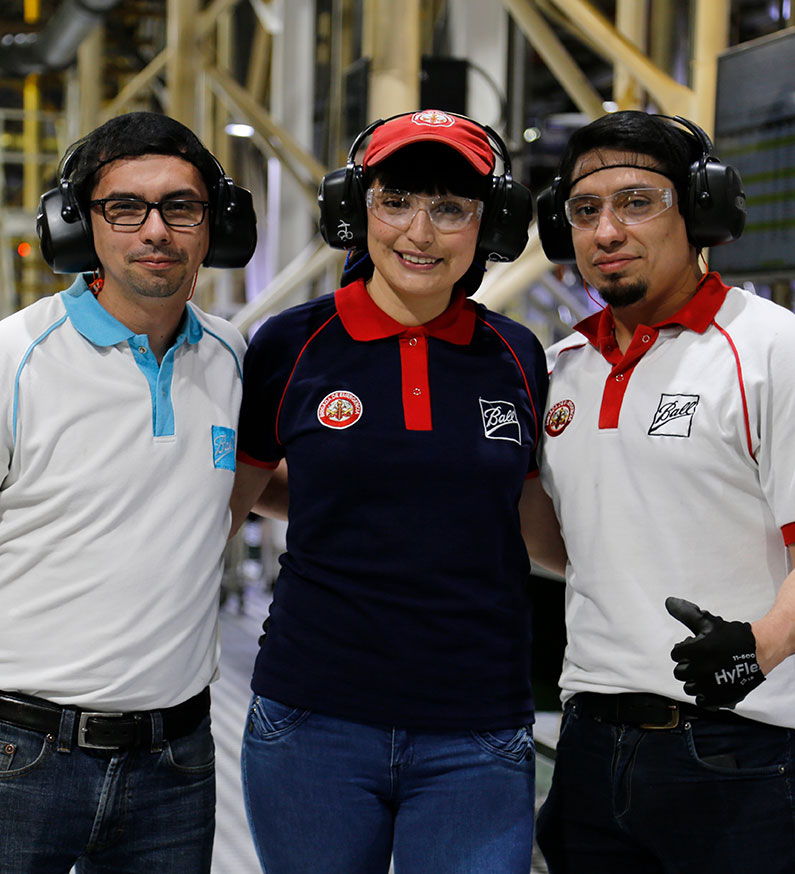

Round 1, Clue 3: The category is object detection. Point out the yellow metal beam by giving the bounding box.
[205,64,327,188]
[614,0,647,109]
[100,52,170,121]
[246,21,272,105]
[363,0,420,116]
[167,0,200,127]
[690,0,730,135]
[542,0,696,116]
[77,26,103,137]
[502,0,604,119]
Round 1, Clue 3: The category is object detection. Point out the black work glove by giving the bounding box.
[665,597,766,709]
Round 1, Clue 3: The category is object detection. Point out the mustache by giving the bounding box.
[126,247,187,263]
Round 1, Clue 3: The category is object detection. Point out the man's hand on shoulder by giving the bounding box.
[665,597,765,709]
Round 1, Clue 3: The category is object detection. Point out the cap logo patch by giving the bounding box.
[411,110,455,128]
[317,390,363,430]
[545,400,575,437]
[649,393,699,437]
[479,398,521,444]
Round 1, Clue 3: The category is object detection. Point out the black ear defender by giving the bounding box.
[37,149,257,274]
[667,115,746,249]
[317,117,380,253]
[536,114,747,265]
[317,112,533,263]
[36,147,96,275]
[201,157,258,269]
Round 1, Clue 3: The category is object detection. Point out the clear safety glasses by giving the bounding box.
[90,198,209,228]
[366,187,484,234]
[564,187,675,230]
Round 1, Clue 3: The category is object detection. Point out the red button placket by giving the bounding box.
[598,328,658,429]
[399,330,432,430]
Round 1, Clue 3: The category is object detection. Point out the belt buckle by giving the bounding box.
[639,703,680,730]
[77,711,125,749]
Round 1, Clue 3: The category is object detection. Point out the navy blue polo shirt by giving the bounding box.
[238,279,548,729]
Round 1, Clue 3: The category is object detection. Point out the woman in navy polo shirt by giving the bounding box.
[231,109,564,873]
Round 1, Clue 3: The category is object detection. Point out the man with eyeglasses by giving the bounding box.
[532,110,795,873]
[0,111,255,873]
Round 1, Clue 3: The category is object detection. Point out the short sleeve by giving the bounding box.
[756,313,795,543]
[237,316,293,466]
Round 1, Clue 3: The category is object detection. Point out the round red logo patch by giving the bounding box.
[411,109,455,128]
[317,390,363,429]
[545,400,575,437]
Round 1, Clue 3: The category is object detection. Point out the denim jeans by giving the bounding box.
[0,710,215,874]
[241,695,536,874]
[536,699,795,874]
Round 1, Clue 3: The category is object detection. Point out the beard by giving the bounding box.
[126,270,187,299]
[124,249,190,299]
[595,277,648,308]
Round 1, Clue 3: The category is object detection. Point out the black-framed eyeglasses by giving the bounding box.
[89,198,210,228]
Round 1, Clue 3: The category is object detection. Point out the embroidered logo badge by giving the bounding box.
[649,393,700,437]
[479,398,521,444]
[212,425,236,470]
[545,400,575,437]
[411,109,455,128]
[317,390,363,430]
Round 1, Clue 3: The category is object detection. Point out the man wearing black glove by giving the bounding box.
[528,109,795,874]
[666,597,766,708]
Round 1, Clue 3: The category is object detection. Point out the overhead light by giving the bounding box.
[225,123,255,138]
[523,127,541,143]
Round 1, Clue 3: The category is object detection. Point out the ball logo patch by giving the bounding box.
[479,398,521,445]
[317,390,363,430]
[411,109,455,128]
[649,393,699,437]
[545,400,575,436]
[211,425,236,470]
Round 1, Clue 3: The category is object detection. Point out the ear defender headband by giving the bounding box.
[37,147,257,274]
[536,114,747,264]
[317,110,534,264]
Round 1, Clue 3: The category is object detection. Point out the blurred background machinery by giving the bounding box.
[1,0,793,336]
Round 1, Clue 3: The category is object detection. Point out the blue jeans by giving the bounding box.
[536,699,795,873]
[241,695,536,874]
[0,710,215,873]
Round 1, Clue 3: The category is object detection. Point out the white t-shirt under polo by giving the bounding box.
[0,277,245,710]
[540,273,795,728]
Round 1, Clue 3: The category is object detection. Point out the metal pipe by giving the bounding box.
[0,0,122,76]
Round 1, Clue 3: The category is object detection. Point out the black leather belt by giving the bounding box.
[573,692,745,730]
[0,687,210,750]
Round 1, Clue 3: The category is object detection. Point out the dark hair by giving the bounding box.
[363,142,491,201]
[64,111,220,211]
[557,111,699,215]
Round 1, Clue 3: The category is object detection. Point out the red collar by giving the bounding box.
[575,272,731,351]
[335,278,476,344]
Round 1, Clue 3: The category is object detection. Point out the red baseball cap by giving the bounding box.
[362,109,495,175]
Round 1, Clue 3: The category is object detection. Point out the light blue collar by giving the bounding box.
[61,275,203,348]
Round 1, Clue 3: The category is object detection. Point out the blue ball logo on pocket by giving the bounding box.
[212,426,236,471]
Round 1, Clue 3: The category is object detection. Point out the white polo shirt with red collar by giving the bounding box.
[540,272,795,727]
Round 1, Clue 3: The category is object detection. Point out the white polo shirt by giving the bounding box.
[0,276,245,710]
[540,273,795,728]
